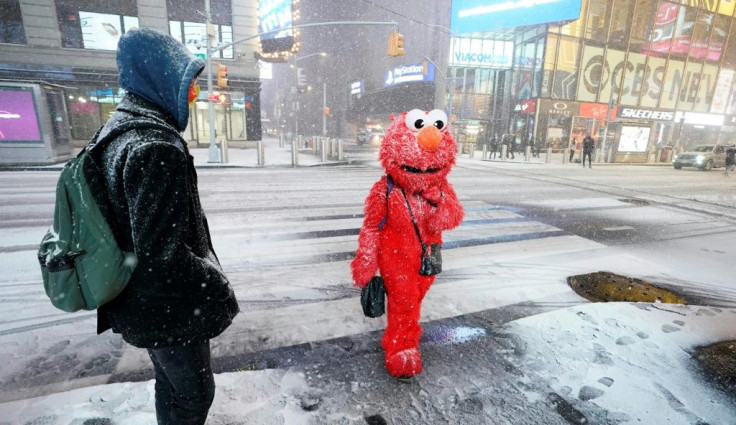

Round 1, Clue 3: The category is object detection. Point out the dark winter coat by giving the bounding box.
[726,148,735,166]
[90,28,239,348]
[582,136,595,152]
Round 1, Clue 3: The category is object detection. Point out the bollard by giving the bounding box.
[312,137,318,154]
[279,134,284,148]
[501,144,507,161]
[291,138,299,167]
[665,149,673,163]
[482,144,487,160]
[257,140,264,166]
[321,138,327,162]
[525,146,531,162]
[546,147,552,163]
[338,139,344,161]
[563,148,569,163]
[469,143,475,158]
[221,139,229,164]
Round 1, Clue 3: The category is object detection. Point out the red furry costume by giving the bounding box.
[351,109,464,378]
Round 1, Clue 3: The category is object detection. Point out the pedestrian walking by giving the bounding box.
[533,137,542,158]
[506,134,515,159]
[582,133,595,168]
[724,146,736,176]
[569,139,577,163]
[490,135,499,159]
[91,28,240,425]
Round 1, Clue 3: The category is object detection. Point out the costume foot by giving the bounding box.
[385,348,422,378]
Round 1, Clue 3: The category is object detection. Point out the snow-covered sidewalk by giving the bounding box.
[2,302,734,424]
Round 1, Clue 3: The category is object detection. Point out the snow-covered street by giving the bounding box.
[1,142,735,423]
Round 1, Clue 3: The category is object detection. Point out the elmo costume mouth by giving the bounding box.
[401,165,441,174]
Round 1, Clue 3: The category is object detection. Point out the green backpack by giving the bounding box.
[37,124,148,312]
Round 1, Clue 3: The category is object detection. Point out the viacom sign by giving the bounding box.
[449,37,513,69]
[384,62,436,87]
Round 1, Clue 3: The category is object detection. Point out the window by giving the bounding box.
[552,36,580,99]
[583,0,609,42]
[167,0,233,59]
[55,0,138,50]
[608,0,634,48]
[723,17,736,68]
[707,13,729,63]
[0,0,26,44]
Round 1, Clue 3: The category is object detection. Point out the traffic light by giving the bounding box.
[388,31,405,57]
[216,62,228,88]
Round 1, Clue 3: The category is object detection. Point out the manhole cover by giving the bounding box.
[694,341,736,393]
[567,272,686,304]
[619,198,650,206]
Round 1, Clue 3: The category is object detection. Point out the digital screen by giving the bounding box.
[0,88,42,142]
[79,11,138,51]
[258,0,295,53]
[451,0,583,34]
[618,126,650,153]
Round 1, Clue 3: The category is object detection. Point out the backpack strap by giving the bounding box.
[377,175,394,231]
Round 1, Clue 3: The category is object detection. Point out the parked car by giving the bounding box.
[672,144,735,170]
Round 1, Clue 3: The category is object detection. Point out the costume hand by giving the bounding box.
[351,253,378,288]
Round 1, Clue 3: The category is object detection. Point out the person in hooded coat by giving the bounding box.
[89,28,240,425]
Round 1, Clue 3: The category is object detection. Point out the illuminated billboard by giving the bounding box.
[0,88,41,143]
[383,62,436,87]
[451,0,583,34]
[258,0,299,58]
[79,11,139,51]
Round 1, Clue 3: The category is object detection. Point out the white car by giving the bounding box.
[672,144,734,171]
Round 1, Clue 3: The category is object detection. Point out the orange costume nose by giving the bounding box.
[417,125,442,151]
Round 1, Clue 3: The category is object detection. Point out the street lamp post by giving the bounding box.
[205,0,219,163]
[291,52,326,139]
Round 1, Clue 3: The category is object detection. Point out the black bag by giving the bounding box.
[402,191,443,276]
[360,276,387,318]
[419,243,442,276]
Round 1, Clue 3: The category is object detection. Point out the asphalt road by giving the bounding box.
[1,154,735,423]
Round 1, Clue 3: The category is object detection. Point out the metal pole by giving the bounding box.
[205,0,219,163]
[294,68,299,138]
[323,82,327,136]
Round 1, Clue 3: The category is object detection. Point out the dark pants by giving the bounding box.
[569,149,575,162]
[147,341,215,425]
[582,150,593,167]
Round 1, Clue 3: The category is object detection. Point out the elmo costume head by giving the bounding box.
[379,109,457,193]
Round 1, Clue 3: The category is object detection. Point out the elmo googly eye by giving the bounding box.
[405,109,427,132]
[426,109,448,131]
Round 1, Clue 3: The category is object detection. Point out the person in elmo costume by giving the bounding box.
[351,109,464,379]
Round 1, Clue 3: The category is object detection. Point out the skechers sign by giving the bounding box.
[384,62,435,87]
[618,107,674,121]
[451,0,583,33]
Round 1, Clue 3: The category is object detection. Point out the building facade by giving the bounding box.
[261,0,452,139]
[0,0,262,146]
[449,0,736,162]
